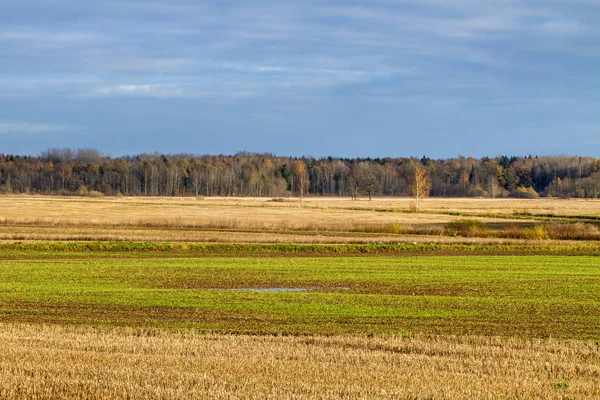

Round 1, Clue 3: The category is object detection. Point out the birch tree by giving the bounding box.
[291,160,309,207]
[408,167,431,212]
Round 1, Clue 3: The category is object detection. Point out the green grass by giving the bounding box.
[2,241,600,256]
[0,251,599,339]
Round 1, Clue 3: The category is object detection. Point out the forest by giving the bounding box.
[0,148,599,199]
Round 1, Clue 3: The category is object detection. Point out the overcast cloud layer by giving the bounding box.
[1,0,599,158]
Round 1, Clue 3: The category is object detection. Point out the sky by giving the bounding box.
[1,0,599,158]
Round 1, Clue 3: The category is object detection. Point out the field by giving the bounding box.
[2,324,598,399]
[1,196,600,398]
[3,195,600,243]
[2,251,600,338]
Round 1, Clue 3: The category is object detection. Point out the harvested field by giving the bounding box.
[0,324,598,399]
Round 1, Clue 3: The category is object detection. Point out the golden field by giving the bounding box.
[0,324,597,399]
[1,195,599,243]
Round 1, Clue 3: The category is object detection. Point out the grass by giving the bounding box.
[1,323,598,399]
[3,195,600,244]
[1,252,599,339]
[2,241,600,257]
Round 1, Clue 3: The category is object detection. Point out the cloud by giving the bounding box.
[102,57,194,73]
[0,122,70,135]
[90,83,256,101]
[93,84,199,98]
[0,30,107,46]
[537,20,590,36]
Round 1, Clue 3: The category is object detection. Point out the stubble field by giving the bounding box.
[1,196,600,398]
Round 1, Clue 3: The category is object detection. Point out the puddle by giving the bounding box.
[213,287,351,292]
[228,288,310,292]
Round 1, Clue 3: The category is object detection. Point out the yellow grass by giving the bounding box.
[2,195,600,243]
[0,324,597,399]
[0,196,503,227]
[1,224,596,246]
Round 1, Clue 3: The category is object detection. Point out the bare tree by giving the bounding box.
[356,163,380,201]
[408,167,431,212]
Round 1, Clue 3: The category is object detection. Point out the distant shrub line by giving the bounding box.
[444,219,600,241]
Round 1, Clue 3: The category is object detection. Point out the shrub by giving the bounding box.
[469,185,489,198]
[87,190,104,198]
[388,224,403,234]
[511,187,539,199]
[445,219,489,237]
[499,224,540,240]
[75,185,89,196]
[0,184,12,194]
[501,222,600,241]
[545,222,600,240]
[523,225,547,240]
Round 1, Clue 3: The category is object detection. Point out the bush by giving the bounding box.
[76,186,103,197]
[0,184,12,194]
[75,185,89,196]
[500,222,600,241]
[523,225,547,240]
[511,187,539,199]
[388,224,403,234]
[545,222,600,240]
[469,186,489,198]
[445,219,489,237]
[87,190,104,198]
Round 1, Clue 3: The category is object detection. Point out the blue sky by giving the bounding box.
[1,0,599,158]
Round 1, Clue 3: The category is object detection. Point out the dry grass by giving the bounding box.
[0,195,554,242]
[2,195,600,244]
[2,224,593,246]
[0,196,511,229]
[0,198,482,231]
[0,324,597,399]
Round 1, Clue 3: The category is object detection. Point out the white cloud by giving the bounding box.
[93,84,197,98]
[103,57,194,73]
[90,83,256,100]
[537,20,590,36]
[0,122,69,135]
[0,30,107,46]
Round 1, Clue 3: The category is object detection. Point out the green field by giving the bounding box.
[2,248,599,339]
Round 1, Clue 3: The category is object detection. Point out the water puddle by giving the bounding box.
[230,287,310,292]
[213,287,350,292]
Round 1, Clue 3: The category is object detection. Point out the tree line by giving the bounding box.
[0,148,599,199]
